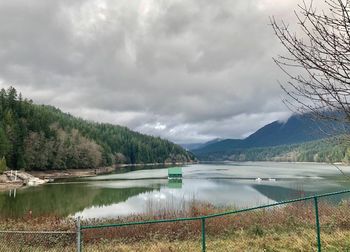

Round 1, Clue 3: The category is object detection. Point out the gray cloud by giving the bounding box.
[0,0,311,143]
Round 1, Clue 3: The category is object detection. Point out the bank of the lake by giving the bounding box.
[0,171,48,192]
[0,160,343,189]
[0,181,22,192]
[28,162,195,180]
[28,166,116,180]
[0,162,195,191]
[0,167,116,191]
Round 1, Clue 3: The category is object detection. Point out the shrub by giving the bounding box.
[0,157,7,174]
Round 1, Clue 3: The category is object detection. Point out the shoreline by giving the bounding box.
[0,160,345,191]
[28,166,116,180]
[201,160,347,165]
[29,162,195,180]
[0,182,23,192]
[0,162,195,191]
[0,174,23,192]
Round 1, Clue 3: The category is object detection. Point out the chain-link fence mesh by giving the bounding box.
[79,192,350,252]
[205,201,317,251]
[0,230,76,252]
[81,220,202,251]
[2,191,350,251]
[317,194,350,251]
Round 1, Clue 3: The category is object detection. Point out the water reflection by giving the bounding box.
[0,183,152,218]
[8,188,17,198]
[168,179,182,189]
[1,162,350,219]
[74,179,307,219]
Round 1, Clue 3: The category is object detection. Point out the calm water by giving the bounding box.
[1,162,350,219]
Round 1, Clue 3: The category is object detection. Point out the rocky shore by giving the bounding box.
[0,171,48,191]
[0,162,192,191]
[28,166,116,180]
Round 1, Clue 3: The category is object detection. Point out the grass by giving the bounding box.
[83,229,350,251]
[1,199,350,251]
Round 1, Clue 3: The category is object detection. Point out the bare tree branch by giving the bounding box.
[271,0,350,129]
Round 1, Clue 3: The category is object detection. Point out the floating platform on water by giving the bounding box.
[168,167,182,179]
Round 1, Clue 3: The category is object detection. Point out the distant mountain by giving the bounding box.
[193,114,344,160]
[180,138,223,151]
[181,143,204,151]
[196,137,350,163]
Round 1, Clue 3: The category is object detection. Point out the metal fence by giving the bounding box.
[0,230,77,252]
[80,189,350,252]
[1,189,350,251]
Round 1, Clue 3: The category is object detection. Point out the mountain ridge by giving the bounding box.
[180,138,223,151]
[193,113,342,160]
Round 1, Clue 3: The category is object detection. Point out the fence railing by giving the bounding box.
[80,188,350,252]
[2,189,350,251]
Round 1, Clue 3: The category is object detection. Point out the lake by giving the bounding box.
[1,162,350,219]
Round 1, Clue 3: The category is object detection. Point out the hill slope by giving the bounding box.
[180,138,222,151]
[193,114,345,160]
[198,137,350,163]
[0,87,194,170]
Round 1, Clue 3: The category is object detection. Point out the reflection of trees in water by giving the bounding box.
[253,184,312,202]
[91,187,153,206]
[0,184,152,218]
[253,184,350,204]
[114,163,177,174]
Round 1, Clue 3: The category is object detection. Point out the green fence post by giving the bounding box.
[314,196,321,252]
[76,217,81,252]
[201,218,206,252]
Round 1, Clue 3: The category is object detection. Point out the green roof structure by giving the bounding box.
[168,167,182,179]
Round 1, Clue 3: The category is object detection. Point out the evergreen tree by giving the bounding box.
[0,86,194,170]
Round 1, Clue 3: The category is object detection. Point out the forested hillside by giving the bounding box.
[192,112,350,162]
[196,137,350,163]
[0,87,194,171]
[193,114,339,156]
[193,113,349,162]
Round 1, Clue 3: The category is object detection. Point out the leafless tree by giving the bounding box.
[271,0,350,127]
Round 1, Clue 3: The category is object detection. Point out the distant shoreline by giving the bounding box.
[199,160,347,166]
[3,159,342,192]
[29,162,195,179]
[0,161,195,191]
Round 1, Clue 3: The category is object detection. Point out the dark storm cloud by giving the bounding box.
[0,0,315,143]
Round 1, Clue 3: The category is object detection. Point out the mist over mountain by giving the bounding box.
[193,114,345,160]
[180,138,222,151]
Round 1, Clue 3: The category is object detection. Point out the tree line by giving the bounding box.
[0,87,194,171]
[197,136,350,163]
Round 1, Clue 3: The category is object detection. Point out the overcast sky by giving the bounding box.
[0,0,318,143]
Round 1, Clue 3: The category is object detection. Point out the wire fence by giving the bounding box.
[80,189,350,252]
[1,189,350,251]
[0,230,76,252]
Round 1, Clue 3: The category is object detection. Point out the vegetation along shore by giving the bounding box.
[1,200,350,251]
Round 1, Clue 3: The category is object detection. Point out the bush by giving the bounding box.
[0,157,7,174]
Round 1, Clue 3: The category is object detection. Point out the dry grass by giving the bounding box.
[1,200,350,251]
[79,200,350,243]
[0,216,74,231]
[82,229,350,251]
